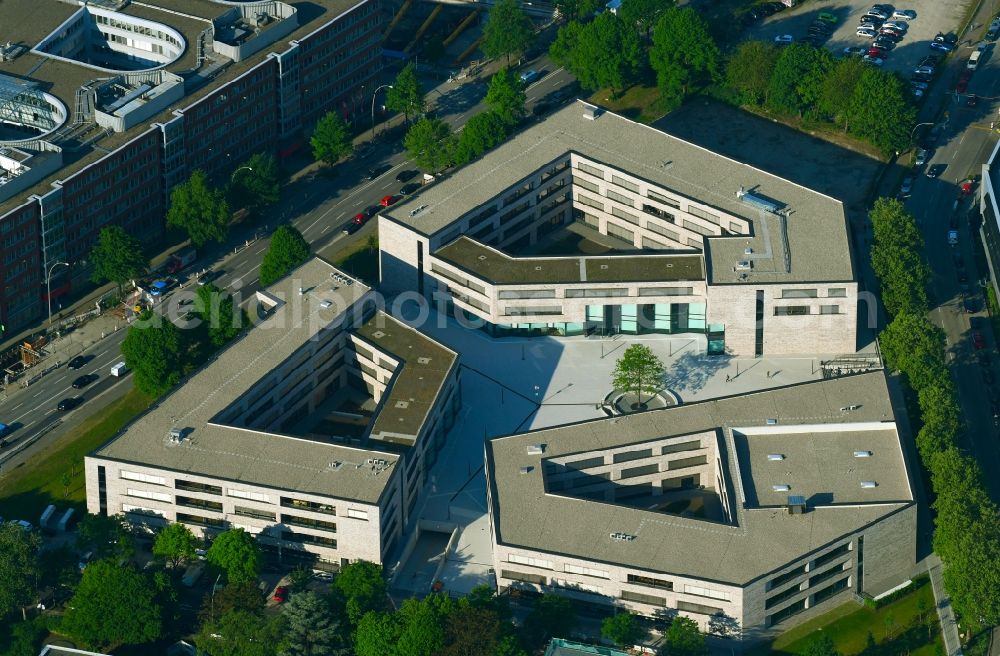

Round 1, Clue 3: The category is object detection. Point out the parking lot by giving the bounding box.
[749,0,976,76]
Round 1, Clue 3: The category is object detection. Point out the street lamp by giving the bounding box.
[231,165,253,182]
[46,261,70,326]
[371,84,394,139]
[910,121,935,144]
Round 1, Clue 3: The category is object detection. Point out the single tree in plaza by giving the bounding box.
[167,169,231,248]
[259,225,311,286]
[310,111,354,165]
[206,528,262,584]
[89,226,149,294]
[664,616,707,656]
[387,63,425,124]
[482,0,535,67]
[612,343,666,408]
[152,522,199,570]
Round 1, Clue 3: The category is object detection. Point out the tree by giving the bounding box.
[524,594,576,646]
[483,0,535,66]
[168,169,231,248]
[0,522,41,618]
[404,117,455,173]
[281,590,349,656]
[612,343,666,406]
[766,43,833,117]
[311,111,353,165]
[869,197,929,316]
[819,56,866,126]
[231,153,280,213]
[200,581,266,624]
[121,310,186,396]
[846,67,916,156]
[259,225,311,286]
[649,8,719,110]
[89,226,148,294]
[395,597,447,656]
[619,0,672,38]
[725,40,779,106]
[803,633,841,656]
[153,522,199,570]
[62,560,163,650]
[387,63,425,124]
[454,111,509,166]
[196,283,246,347]
[664,616,707,656]
[486,68,527,127]
[76,513,135,562]
[206,528,262,584]
[334,560,387,625]
[443,605,502,656]
[707,612,740,639]
[196,609,282,656]
[555,0,604,23]
[553,0,600,21]
[601,611,642,648]
[550,13,643,96]
[4,618,47,656]
[353,612,400,656]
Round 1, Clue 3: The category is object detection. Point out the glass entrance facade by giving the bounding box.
[586,303,707,335]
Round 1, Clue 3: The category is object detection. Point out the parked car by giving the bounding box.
[911,81,929,91]
[342,221,361,235]
[968,94,979,107]
[899,176,914,197]
[68,356,87,370]
[774,34,794,45]
[892,9,917,20]
[395,169,418,183]
[868,46,887,58]
[519,70,539,85]
[974,332,987,350]
[883,20,908,31]
[273,586,288,603]
[399,182,421,196]
[873,37,896,50]
[860,15,883,26]
[927,164,946,178]
[843,46,867,56]
[197,269,222,286]
[930,41,954,52]
[957,77,969,93]
[948,229,959,246]
[380,195,396,207]
[863,55,884,66]
[351,212,369,226]
[913,65,934,76]
[857,27,877,38]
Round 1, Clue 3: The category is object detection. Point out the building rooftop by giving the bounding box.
[355,313,458,446]
[0,0,364,215]
[435,237,704,285]
[486,372,913,585]
[388,102,853,285]
[92,258,449,505]
[544,639,630,656]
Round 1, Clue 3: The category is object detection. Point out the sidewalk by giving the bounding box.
[927,555,963,656]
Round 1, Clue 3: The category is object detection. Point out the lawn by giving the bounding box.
[322,235,380,285]
[0,388,153,521]
[753,579,943,656]
[587,83,665,124]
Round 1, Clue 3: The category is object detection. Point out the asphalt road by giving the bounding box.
[0,56,576,477]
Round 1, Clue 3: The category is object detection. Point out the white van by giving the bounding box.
[110,362,128,377]
[969,50,982,70]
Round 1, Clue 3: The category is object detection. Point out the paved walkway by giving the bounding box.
[927,555,963,656]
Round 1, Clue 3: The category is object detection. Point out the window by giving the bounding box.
[638,287,694,297]
[177,496,223,512]
[768,599,806,625]
[813,543,851,569]
[621,463,659,478]
[668,455,708,470]
[684,584,731,602]
[499,289,557,300]
[502,570,546,585]
[647,190,679,207]
[809,563,848,588]
[234,506,276,522]
[607,190,633,206]
[175,480,222,495]
[121,470,166,486]
[564,456,605,470]
[281,497,337,516]
[820,305,841,315]
[781,289,818,298]
[565,288,629,298]
[347,509,369,520]
[576,194,605,211]
[564,563,610,579]
[662,440,703,454]
[508,554,553,570]
[687,206,719,224]
[281,530,337,548]
[677,600,723,615]
[611,175,639,193]
[122,504,161,517]
[827,288,847,298]
[766,583,804,609]
[768,565,807,590]
[575,161,604,178]
[551,578,602,594]
[611,206,640,223]
[621,589,666,606]
[125,488,170,502]
[228,489,271,503]
[575,178,599,193]
[177,512,225,528]
[281,513,337,533]
[627,573,673,590]
[613,448,652,464]
[774,306,810,316]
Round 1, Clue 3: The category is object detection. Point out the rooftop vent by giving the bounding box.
[861,481,878,489]
[394,400,410,409]
[744,247,753,255]
[478,255,487,261]
[772,484,791,492]
[736,260,752,271]
[736,187,781,214]
[320,300,332,309]
[767,453,785,462]
[298,287,305,296]
[526,443,546,455]
[840,405,861,412]
[766,418,778,425]
[854,450,873,458]
[519,466,533,474]
[367,458,389,467]
[787,495,807,515]
[372,330,386,338]
[582,103,601,120]
[610,532,637,542]
[168,427,185,443]
[417,357,431,365]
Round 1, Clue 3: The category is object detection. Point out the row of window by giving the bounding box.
[774,305,841,316]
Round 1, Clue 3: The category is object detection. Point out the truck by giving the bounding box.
[166,247,196,274]
[968,50,982,70]
[110,362,129,377]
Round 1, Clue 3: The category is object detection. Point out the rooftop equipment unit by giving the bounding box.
[767,454,785,461]
[772,484,791,492]
[526,443,546,455]
[853,450,873,458]
[736,187,781,214]
[861,481,878,489]
[787,495,807,515]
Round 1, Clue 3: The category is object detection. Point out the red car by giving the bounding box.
[868,47,885,58]
[380,195,396,207]
[974,332,986,350]
[957,78,969,93]
[352,212,368,225]
[272,586,288,603]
